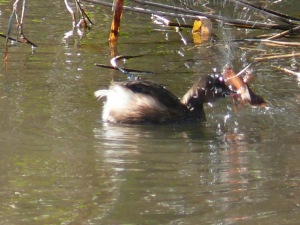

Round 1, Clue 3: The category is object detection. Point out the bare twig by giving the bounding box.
[253,52,300,62]
[5,0,36,60]
[236,39,300,46]
[64,0,76,27]
[272,66,300,78]
[83,0,294,30]
[75,0,93,27]
[228,0,300,25]
[64,0,93,28]
[95,63,153,74]
[109,55,149,80]
[267,25,300,40]
[152,15,192,28]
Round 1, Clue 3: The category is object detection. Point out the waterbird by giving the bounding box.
[94,74,231,124]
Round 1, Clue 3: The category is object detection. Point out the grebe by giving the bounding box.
[95,75,231,124]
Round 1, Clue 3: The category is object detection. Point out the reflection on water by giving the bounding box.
[0,0,300,224]
[93,113,300,224]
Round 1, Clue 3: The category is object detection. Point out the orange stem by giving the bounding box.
[109,0,123,42]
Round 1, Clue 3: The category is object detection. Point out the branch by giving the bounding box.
[83,0,294,30]
[228,0,300,25]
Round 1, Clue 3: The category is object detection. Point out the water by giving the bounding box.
[0,0,299,224]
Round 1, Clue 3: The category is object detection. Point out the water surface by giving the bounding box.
[0,0,299,224]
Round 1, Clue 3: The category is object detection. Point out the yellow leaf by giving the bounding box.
[192,20,202,33]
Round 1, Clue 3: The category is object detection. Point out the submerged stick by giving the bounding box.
[95,63,153,74]
[110,55,137,80]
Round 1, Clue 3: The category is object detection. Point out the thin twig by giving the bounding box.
[228,0,300,25]
[253,52,300,62]
[64,0,76,27]
[75,0,93,27]
[109,55,149,80]
[95,63,153,74]
[272,65,300,76]
[131,0,293,30]
[267,25,300,40]
[235,38,300,46]
[83,0,293,30]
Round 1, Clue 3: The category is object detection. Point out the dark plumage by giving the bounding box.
[95,75,230,124]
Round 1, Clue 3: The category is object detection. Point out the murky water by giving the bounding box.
[0,0,299,224]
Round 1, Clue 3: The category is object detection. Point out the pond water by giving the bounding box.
[0,0,299,224]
